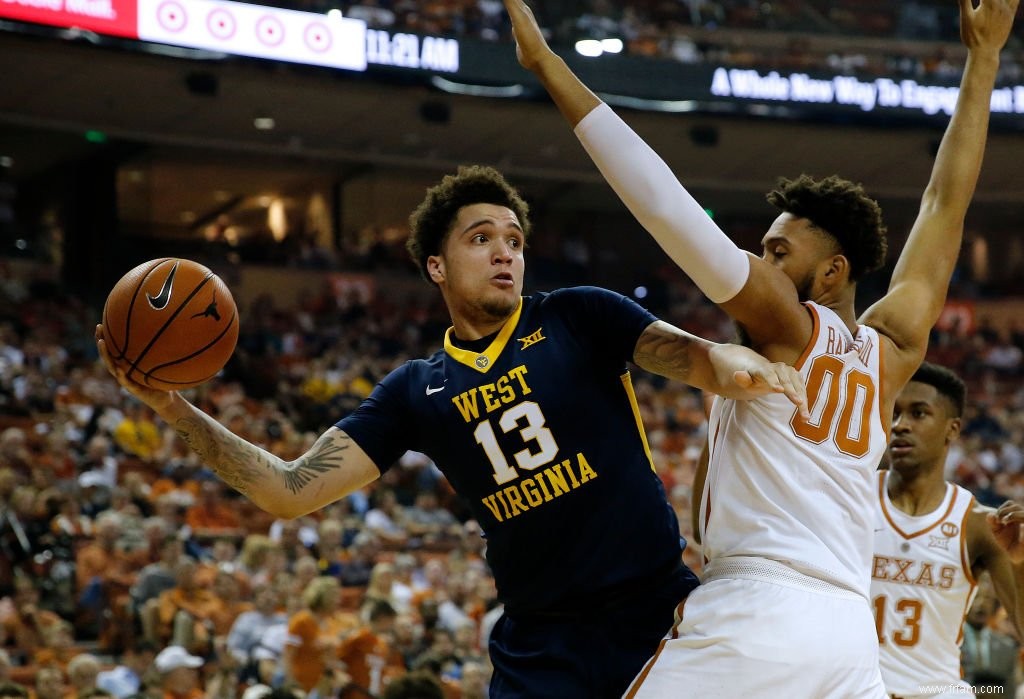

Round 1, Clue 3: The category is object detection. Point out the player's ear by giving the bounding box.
[427,255,445,284]
[823,254,849,281]
[946,416,961,445]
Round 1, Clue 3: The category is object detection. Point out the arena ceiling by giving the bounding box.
[2,29,1024,228]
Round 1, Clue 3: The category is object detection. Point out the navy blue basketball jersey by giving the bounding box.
[338,286,683,613]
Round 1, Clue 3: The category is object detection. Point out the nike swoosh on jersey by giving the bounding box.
[146,262,179,310]
[425,385,446,396]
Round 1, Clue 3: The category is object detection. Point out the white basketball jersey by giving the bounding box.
[700,302,887,597]
[872,471,977,695]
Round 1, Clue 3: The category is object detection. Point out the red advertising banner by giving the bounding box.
[0,0,138,37]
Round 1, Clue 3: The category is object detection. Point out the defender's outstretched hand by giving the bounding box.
[960,0,1019,53]
[989,501,1024,564]
[95,324,178,414]
[709,345,809,418]
[503,0,555,72]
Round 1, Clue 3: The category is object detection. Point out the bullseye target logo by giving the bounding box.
[255,15,284,47]
[138,0,367,71]
[156,0,186,32]
[206,8,236,40]
[304,22,332,53]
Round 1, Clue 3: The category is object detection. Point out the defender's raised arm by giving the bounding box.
[861,0,1018,389]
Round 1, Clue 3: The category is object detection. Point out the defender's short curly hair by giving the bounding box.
[766,174,888,280]
[407,165,531,282]
[911,362,967,418]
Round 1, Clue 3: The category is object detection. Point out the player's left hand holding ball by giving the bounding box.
[989,501,1024,564]
[95,324,178,413]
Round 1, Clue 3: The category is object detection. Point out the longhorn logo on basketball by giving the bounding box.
[941,522,959,537]
[191,292,222,321]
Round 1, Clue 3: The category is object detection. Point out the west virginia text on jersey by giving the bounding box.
[338,287,683,614]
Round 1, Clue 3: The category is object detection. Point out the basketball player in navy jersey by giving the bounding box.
[504,0,1017,694]
[96,165,808,698]
[873,362,1024,698]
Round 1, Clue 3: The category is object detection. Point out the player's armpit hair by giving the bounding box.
[767,174,887,280]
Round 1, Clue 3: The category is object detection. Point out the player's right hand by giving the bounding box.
[503,0,555,73]
[95,323,178,413]
[732,362,810,420]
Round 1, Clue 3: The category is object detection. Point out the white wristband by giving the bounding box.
[574,103,750,304]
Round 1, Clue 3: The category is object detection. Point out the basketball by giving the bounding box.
[102,258,239,391]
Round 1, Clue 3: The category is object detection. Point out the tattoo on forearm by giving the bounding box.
[282,435,350,494]
[636,326,694,380]
[174,417,269,495]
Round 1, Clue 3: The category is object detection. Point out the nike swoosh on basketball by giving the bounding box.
[426,385,446,396]
[146,262,179,310]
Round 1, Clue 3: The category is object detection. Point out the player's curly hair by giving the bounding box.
[766,174,888,280]
[407,165,531,283]
[912,362,967,417]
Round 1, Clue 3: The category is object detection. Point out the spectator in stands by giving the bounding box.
[360,562,397,621]
[0,574,60,663]
[225,582,286,674]
[185,482,244,543]
[66,654,100,699]
[380,671,444,699]
[962,584,1019,695]
[112,402,162,462]
[74,511,135,646]
[314,518,346,577]
[287,557,321,609]
[284,576,358,692]
[391,613,427,670]
[403,492,459,548]
[148,558,219,653]
[153,646,204,699]
[268,518,314,566]
[364,489,409,548]
[33,667,65,699]
[96,641,156,699]
[460,660,491,699]
[338,532,379,588]
[337,599,404,696]
[149,464,199,510]
[0,681,27,699]
[131,535,184,621]
[206,568,252,641]
[34,618,79,670]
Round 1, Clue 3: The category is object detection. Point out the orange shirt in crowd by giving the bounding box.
[286,610,360,691]
[337,627,405,695]
[185,503,242,533]
[155,588,221,640]
[75,543,136,593]
[163,689,204,699]
[149,479,201,503]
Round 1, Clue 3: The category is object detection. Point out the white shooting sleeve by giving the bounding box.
[574,103,750,304]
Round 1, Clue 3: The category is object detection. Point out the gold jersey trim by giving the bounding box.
[443,298,524,373]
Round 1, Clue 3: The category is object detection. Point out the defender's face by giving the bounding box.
[889,381,959,471]
[761,213,834,302]
[432,203,525,321]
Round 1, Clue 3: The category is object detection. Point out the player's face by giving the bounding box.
[889,381,959,471]
[761,213,838,302]
[433,203,525,322]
